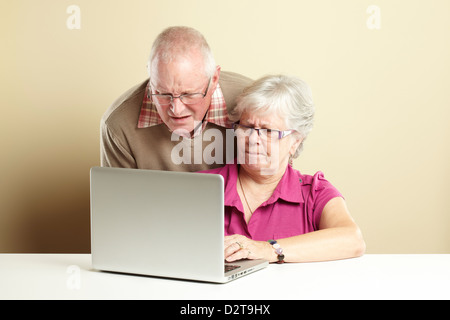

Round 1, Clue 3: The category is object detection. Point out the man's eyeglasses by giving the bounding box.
[233,122,297,140]
[148,78,211,106]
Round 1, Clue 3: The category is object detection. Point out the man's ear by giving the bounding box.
[210,65,221,92]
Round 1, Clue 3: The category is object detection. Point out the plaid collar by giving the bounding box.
[138,82,232,133]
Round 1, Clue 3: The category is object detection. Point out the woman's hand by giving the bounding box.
[224,234,273,262]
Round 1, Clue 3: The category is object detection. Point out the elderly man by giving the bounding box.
[101,26,253,170]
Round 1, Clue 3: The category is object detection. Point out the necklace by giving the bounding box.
[238,172,253,215]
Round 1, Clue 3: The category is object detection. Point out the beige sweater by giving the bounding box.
[100,71,253,171]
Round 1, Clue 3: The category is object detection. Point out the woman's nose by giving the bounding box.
[248,128,261,144]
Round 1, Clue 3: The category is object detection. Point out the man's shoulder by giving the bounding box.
[219,70,253,86]
[219,71,253,110]
[101,79,148,127]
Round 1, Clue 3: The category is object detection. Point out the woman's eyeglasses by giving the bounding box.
[233,122,297,141]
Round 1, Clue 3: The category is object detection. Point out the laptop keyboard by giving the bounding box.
[225,265,241,273]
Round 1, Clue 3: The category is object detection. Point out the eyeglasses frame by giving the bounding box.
[233,122,297,140]
[147,77,212,105]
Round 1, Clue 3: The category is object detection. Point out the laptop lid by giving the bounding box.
[90,166,267,283]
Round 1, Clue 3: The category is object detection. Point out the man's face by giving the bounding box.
[150,51,220,136]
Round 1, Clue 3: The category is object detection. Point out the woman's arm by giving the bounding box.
[224,197,365,263]
[276,197,365,262]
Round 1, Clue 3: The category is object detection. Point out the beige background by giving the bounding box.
[1,0,449,253]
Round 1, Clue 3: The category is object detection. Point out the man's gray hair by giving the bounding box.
[230,75,315,158]
[147,26,216,78]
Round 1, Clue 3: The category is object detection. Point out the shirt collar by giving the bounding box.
[223,162,304,210]
[137,82,231,132]
[268,164,304,204]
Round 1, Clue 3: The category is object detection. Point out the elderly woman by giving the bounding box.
[202,75,365,263]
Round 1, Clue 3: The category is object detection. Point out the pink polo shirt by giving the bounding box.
[200,163,343,241]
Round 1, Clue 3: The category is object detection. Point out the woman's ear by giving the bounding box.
[289,135,303,158]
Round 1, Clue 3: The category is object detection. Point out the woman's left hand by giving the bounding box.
[224,234,272,262]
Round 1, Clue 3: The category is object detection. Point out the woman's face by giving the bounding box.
[236,110,302,176]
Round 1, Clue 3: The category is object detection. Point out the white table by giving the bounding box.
[1,254,449,300]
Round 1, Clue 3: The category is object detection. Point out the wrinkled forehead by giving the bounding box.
[150,55,208,92]
[240,109,287,129]
[150,48,207,77]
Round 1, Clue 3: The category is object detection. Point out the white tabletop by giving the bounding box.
[0,254,449,300]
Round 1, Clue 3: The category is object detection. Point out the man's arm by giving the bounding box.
[100,120,137,168]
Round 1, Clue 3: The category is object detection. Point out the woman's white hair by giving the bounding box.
[147,26,216,78]
[230,74,315,158]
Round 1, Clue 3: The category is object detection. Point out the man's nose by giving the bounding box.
[170,97,186,115]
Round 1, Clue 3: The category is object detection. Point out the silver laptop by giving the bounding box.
[90,166,268,283]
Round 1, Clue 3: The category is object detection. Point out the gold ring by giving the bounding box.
[236,241,244,249]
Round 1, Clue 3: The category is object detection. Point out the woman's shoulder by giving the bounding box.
[293,168,342,198]
[298,171,329,189]
[293,169,344,226]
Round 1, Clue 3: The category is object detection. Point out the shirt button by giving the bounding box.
[299,178,302,183]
